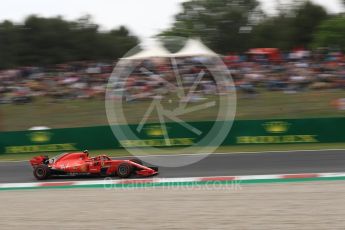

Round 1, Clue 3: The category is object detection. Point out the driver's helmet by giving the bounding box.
[83,150,89,157]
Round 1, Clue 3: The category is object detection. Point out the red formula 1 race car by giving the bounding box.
[29,150,158,180]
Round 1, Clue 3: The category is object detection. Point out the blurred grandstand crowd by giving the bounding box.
[0,49,344,104]
[0,62,113,104]
[228,49,345,97]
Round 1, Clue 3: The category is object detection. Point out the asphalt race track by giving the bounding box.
[0,149,344,183]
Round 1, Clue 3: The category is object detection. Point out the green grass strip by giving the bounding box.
[1,176,345,191]
[1,143,345,161]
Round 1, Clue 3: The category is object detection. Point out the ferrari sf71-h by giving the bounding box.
[30,150,158,180]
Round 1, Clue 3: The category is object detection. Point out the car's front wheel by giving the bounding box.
[117,163,132,178]
[33,165,51,180]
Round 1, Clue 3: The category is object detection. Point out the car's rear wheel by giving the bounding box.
[117,163,132,178]
[33,165,51,180]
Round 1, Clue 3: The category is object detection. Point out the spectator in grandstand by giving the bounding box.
[0,48,344,105]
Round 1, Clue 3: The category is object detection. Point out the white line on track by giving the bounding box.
[1,172,345,189]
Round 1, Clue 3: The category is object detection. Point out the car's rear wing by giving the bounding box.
[30,155,49,167]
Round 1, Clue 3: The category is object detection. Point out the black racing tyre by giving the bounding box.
[117,163,132,178]
[33,165,51,180]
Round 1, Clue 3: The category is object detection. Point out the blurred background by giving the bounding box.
[0,0,344,131]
